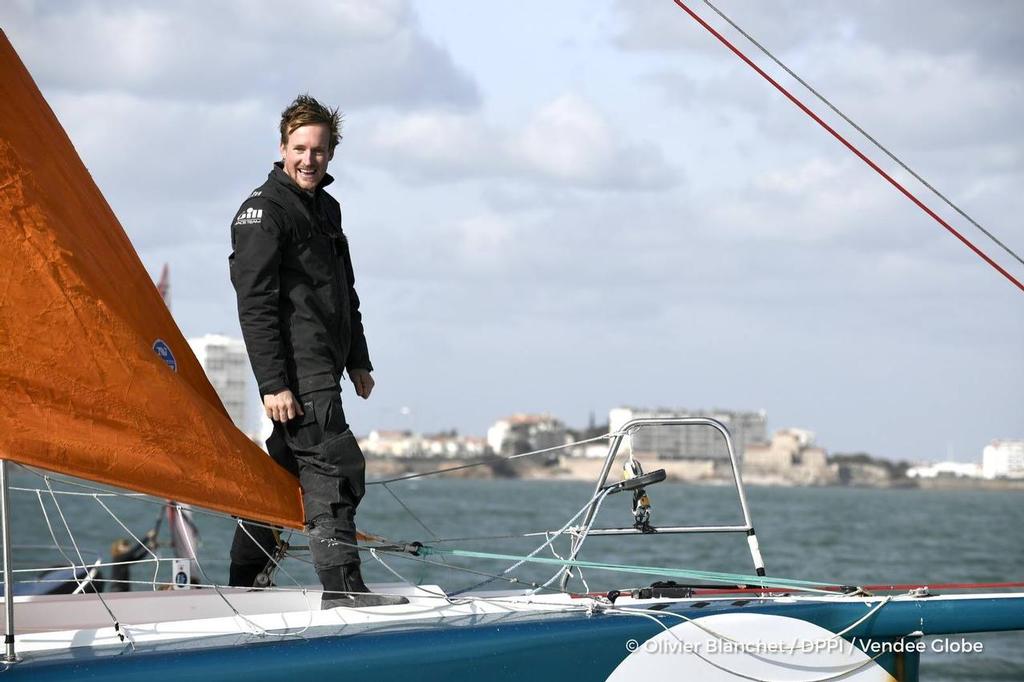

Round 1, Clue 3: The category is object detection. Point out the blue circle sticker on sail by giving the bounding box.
[153,339,177,372]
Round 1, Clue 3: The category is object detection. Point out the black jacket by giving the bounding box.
[229,163,371,397]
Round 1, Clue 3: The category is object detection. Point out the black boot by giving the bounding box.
[228,561,264,588]
[320,563,409,609]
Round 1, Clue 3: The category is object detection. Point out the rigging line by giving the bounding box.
[363,540,630,608]
[367,432,616,485]
[8,557,160,574]
[18,460,793,601]
[285,521,593,600]
[380,482,450,568]
[39,480,136,649]
[11,465,555,598]
[291,537,553,598]
[32,491,84,591]
[182,510,314,638]
[411,532,558,544]
[15,465,293,530]
[21,468,375,563]
[383,547,548,595]
[535,487,617,593]
[367,548,455,604]
[381,482,441,541]
[700,0,1024,270]
[424,545,839,593]
[94,495,162,590]
[671,0,1024,294]
[235,518,310,592]
[451,486,600,596]
[8,486,148,498]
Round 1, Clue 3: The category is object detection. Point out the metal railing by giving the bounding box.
[559,417,766,589]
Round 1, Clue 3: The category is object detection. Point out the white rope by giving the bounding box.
[450,485,607,596]
[39,480,137,649]
[94,495,162,590]
[7,557,159,574]
[181,507,314,637]
[535,486,617,593]
[34,490,85,591]
[235,520,307,590]
[367,548,460,604]
[9,486,148,498]
[367,432,623,485]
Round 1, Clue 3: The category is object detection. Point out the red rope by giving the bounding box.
[691,581,1024,596]
[671,0,1024,294]
[578,581,1024,598]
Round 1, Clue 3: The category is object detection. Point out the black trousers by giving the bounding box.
[230,389,366,574]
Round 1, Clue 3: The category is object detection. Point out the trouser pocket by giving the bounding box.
[296,425,366,570]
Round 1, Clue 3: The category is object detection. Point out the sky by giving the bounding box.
[1,0,1021,462]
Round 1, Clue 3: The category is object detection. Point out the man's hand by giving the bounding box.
[349,369,375,399]
[263,389,304,422]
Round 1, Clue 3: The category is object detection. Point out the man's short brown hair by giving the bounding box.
[279,95,342,153]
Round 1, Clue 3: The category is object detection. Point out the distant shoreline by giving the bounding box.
[364,455,1024,491]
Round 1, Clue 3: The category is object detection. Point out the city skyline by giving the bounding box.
[3,1,1021,462]
[185,324,1010,466]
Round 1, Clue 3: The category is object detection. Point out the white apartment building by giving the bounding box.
[608,406,767,460]
[906,461,983,479]
[982,439,1024,479]
[188,334,250,430]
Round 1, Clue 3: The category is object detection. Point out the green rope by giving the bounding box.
[418,545,839,592]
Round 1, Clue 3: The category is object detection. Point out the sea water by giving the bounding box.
[5,470,1022,680]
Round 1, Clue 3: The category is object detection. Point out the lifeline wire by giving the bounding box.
[94,495,162,590]
[367,433,616,484]
[39,479,136,649]
[12,461,889,668]
[671,0,1024,294]
[12,460,838,601]
[183,510,315,638]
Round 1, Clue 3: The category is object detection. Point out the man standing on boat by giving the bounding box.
[227,95,405,608]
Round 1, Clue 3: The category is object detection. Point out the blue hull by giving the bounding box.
[8,596,1022,681]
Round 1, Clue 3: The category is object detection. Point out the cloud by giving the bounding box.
[2,1,1018,461]
[613,0,1024,65]
[618,0,1024,170]
[364,93,680,190]
[1,0,479,109]
[609,0,1024,295]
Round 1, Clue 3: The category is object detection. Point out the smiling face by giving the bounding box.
[280,123,332,191]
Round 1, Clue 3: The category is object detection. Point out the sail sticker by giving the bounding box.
[152,339,178,372]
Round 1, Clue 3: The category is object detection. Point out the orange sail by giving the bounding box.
[0,31,304,529]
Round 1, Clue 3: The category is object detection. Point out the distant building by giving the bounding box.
[362,430,418,457]
[188,334,249,429]
[744,429,833,485]
[982,440,1024,479]
[421,433,488,458]
[487,414,567,456]
[608,407,766,460]
[360,430,489,458]
[907,461,983,479]
[745,429,826,468]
